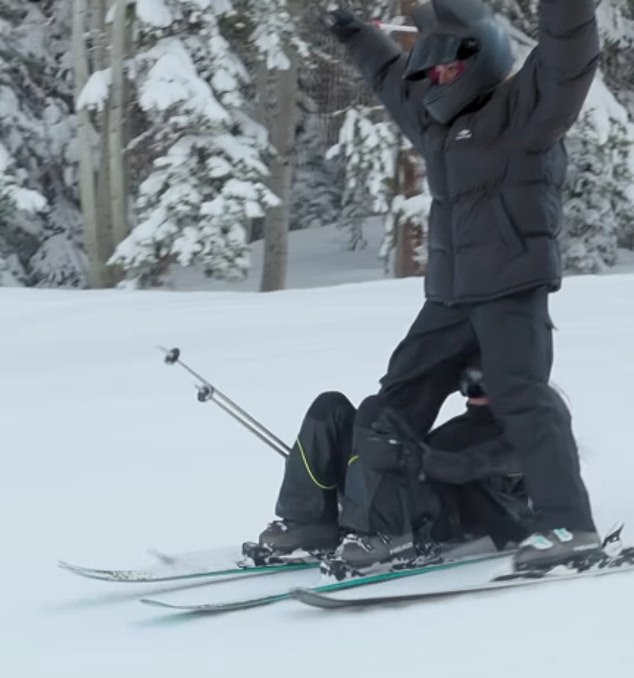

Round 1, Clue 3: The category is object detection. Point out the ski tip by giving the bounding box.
[288,587,350,609]
[58,560,111,581]
[57,560,137,582]
[58,560,85,574]
[139,597,174,609]
[139,598,205,611]
[288,587,319,603]
[139,598,235,612]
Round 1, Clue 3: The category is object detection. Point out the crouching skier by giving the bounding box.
[258,366,532,575]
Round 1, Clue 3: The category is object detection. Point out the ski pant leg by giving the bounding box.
[454,479,532,548]
[275,391,356,524]
[341,302,478,535]
[470,288,596,532]
[340,395,433,534]
[379,300,478,432]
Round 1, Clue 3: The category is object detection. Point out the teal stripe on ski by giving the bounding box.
[315,552,507,593]
[140,551,509,612]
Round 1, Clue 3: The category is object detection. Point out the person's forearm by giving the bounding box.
[422,437,522,485]
[336,22,405,93]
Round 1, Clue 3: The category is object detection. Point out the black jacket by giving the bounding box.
[336,1,600,303]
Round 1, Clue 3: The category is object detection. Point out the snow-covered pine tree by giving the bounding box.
[597,0,634,113]
[0,1,84,287]
[289,18,355,237]
[326,105,398,250]
[108,0,278,287]
[0,141,47,284]
[289,0,404,241]
[610,118,634,250]
[561,110,633,273]
[232,0,308,291]
[290,91,341,232]
[293,0,433,271]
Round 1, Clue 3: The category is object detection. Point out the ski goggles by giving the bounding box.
[404,33,478,81]
[426,60,466,84]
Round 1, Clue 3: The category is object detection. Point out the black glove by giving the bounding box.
[322,8,364,40]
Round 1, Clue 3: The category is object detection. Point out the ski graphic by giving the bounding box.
[59,544,319,583]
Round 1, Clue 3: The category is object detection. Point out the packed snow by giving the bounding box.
[2,239,634,677]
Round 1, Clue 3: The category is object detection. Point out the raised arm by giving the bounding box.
[513,0,600,147]
[326,10,426,144]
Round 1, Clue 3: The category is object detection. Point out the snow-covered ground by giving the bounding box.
[2,243,634,676]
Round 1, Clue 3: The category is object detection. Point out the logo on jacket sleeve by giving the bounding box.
[455,128,473,141]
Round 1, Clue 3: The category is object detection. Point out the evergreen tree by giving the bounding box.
[597,0,634,113]
[290,93,341,232]
[1,0,633,287]
[326,105,399,250]
[562,111,634,273]
[108,0,278,287]
[0,1,84,287]
[288,0,400,241]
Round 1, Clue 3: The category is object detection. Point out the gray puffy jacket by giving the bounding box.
[337,1,599,303]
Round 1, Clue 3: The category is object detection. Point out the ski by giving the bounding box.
[290,546,634,610]
[58,542,320,584]
[139,525,629,613]
[140,549,511,613]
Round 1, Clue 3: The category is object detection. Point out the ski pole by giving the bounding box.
[159,347,290,459]
[372,20,418,33]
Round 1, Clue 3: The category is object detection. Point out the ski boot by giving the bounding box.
[321,531,418,580]
[241,519,340,566]
[514,528,602,572]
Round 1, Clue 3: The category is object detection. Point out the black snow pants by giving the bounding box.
[340,287,595,536]
[275,391,355,525]
[275,393,530,547]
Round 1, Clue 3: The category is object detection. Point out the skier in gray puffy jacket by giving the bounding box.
[323,0,602,572]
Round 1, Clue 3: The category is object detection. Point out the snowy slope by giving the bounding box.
[2,271,634,678]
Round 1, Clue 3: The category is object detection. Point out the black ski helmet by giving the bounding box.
[404,0,513,124]
[459,365,487,399]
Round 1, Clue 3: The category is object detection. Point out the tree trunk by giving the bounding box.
[92,0,114,283]
[72,0,109,287]
[107,0,129,258]
[259,51,299,292]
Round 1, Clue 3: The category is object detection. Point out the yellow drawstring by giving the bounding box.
[297,437,337,490]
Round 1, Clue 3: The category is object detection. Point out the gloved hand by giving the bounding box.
[322,8,364,40]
